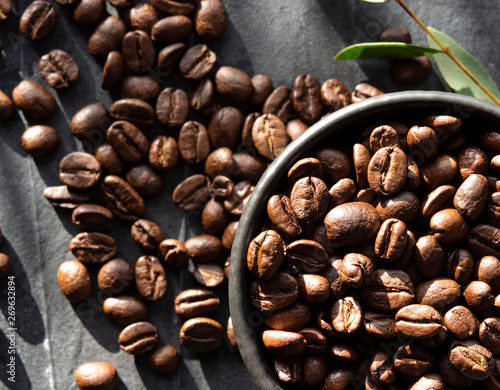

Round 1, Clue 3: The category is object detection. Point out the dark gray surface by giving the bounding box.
[0,1,498,389]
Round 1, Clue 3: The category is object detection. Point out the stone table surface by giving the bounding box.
[0,0,499,389]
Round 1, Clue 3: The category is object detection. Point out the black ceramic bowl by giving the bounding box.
[229,90,500,390]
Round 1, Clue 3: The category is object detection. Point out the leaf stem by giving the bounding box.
[394,0,500,105]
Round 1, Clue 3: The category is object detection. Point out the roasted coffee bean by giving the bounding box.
[298,328,327,356]
[391,57,432,85]
[21,125,59,157]
[118,321,158,355]
[407,125,439,162]
[328,178,356,207]
[201,198,230,234]
[72,204,114,232]
[89,16,127,59]
[194,0,227,40]
[420,184,456,221]
[39,49,79,89]
[215,66,253,103]
[419,154,458,192]
[107,0,131,7]
[351,83,383,102]
[71,103,111,142]
[179,317,223,353]
[292,74,322,123]
[415,278,461,309]
[158,42,187,74]
[152,15,192,45]
[190,78,215,112]
[0,0,12,21]
[363,311,398,339]
[124,3,158,33]
[60,152,102,190]
[302,354,330,387]
[149,345,180,374]
[408,374,445,390]
[290,177,329,222]
[135,256,167,301]
[413,235,445,279]
[379,27,411,43]
[69,232,117,264]
[457,146,489,180]
[286,119,309,141]
[223,180,253,216]
[250,272,299,312]
[370,350,397,384]
[438,354,475,389]
[107,121,149,163]
[417,324,449,350]
[208,106,244,150]
[264,301,313,332]
[158,239,189,270]
[288,158,323,182]
[340,253,375,288]
[324,202,381,246]
[185,234,223,263]
[251,113,289,160]
[315,148,352,184]
[222,221,238,249]
[204,147,237,178]
[172,174,210,211]
[73,0,106,27]
[101,175,146,222]
[488,192,500,227]
[321,78,351,112]
[151,0,196,15]
[193,263,225,288]
[12,80,56,120]
[120,75,162,101]
[286,239,327,273]
[179,44,216,80]
[367,147,408,197]
[393,343,434,376]
[449,339,494,380]
[369,125,401,153]
[126,165,165,198]
[444,305,478,339]
[0,90,14,122]
[210,176,234,199]
[74,362,118,390]
[479,317,500,354]
[374,218,407,262]
[298,274,330,304]
[323,256,347,299]
[131,219,164,252]
[430,208,468,244]
[363,269,415,311]
[97,258,134,295]
[463,281,494,312]
[263,86,293,123]
[446,249,474,285]
[156,87,189,129]
[262,330,306,357]
[353,143,370,187]
[467,223,500,258]
[328,345,359,363]
[57,260,92,302]
[476,255,500,293]
[110,99,155,130]
[249,74,274,108]
[174,288,220,318]
[43,185,89,209]
[178,121,210,164]
[93,143,125,175]
[395,304,443,338]
[454,174,489,221]
[232,152,267,184]
[102,51,124,90]
[19,1,56,40]
[321,367,353,390]
[0,254,10,279]
[376,190,420,223]
[331,296,362,334]
[149,135,179,173]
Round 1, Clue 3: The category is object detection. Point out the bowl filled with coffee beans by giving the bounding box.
[229,90,500,390]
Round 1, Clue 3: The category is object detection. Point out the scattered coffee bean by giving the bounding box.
[57,260,92,302]
[59,152,102,190]
[126,165,165,198]
[74,362,118,390]
[101,175,146,222]
[135,256,167,301]
[149,345,180,374]
[19,1,56,40]
[158,239,189,271]
[179,317,223,353]
[149,135,179,172]
[179,44,216,80]
[124,3,159,34]
[97,258,134,295]
[72,204,114,232]
[110,98,155,130]
[89,16,127,59]
[39,49,79,89]
[152,15,192,45]
[70,103,111,142]
[12,80,56,120]
[118,321,158,355]
[73,0,107,28]
[131,219,164,252]
[21,125,59,157]
[174,288,220,318]
[103,295,148,326]
[69,232,117,264]
[44,185,90,209]
[194,0,227,41]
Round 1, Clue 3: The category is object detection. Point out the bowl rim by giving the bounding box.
[229,90,500,390]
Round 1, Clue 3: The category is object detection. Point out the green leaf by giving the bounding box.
[427,26,500,104]
[335,42,441,60]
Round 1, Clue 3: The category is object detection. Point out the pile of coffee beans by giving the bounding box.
[247,114,500,389]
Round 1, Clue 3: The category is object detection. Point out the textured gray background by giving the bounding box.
[0,0,499,389]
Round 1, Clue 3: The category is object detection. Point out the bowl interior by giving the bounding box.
[229,91,500,390]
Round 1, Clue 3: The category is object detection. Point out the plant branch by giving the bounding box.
[394,0,500,105]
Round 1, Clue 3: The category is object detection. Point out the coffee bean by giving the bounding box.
[286,239,328,274]
[419,154,458,192]
[449,339,494,380]
[157,42,187,74]
[72,204,114,232]
[70,102,111,142]
[107,0,131,8]
[476,256,500,293]
[413,235,445,279]
[302,354,330,387]
[454,174,489,221]
[118,321,158,355]
[232,152,267,184]
[89,16,127,59]
[60,152,102,190]
[415,277,460,309]
[39,49,79,89]
[102,51,124,90]
[250,272,299,312]
[156,87,189,129]
[331,296,362,334]
[179,317,223,353]
[69,232,117,264]
[151,0,196,15]
[487,191,500,227]
[97,258,134,295]
[149,345,180,374]
[74,362,118,390]
[172,174,211,211]
[267,195,302,238]
[158,239,189,271]
[286,119,308,141]
[131,219,164,253]
[464,280,494,312]
[222,221,238,249]
[374,218,407,263]
[446,249,474,285]
[351,83,383,102]
[124,3,158,34]
[174,288,220,318]
[408,374,445,390]
[149,135,179,173]
[249,74,274,108]
[457,145,489,180]
[430,208,468,244]
[121,29,155,74]
[185,234,223,263]
[262,330,306,357]
[126,165,165,198]
[193,263,225,288]
[391,56,432,85]
[363,311,398,339]
[264,301,313,332]
[110,99,155,130]
[208,106,244,150]
[393,343,434,376]
[340,253,375,288]
[101,175,146,222]
[177,121,210,164]
[135,256,167,301]
[369,125,401,154]
[151,15,192,45]
[467,223,500,258]
[190,78,215,113]
[19,1,56,40]
[363,269,415,311]
[292,74,322,122]
[329,345,359,364]
[420,184,456,221]
[438,355,475,389]
[379,27,411,43]
[289,177,329,222]
[57,260,92,302]
[321,368,353,390]
[93,143,125,175]
[479,317,500,354]
[215,66,253,103]
[367,147,408,197]
[73,0,106,27]
[298,274,330,304]
[222,180,253,216]
[444,305,478,339]
[288,158,323,182]
[21,125,59,157]
[12,80,56,120]
[322,256,347,300]
[179,44,216,80]
[321,78,351,112]
[407,125,439,162]
[107,121,149,163]
[296,328,327,356]
[0,90,14,122]
[103,295,148,326]
[0,0,12,21]
[43,185,89,209]
[315,148,352,184]
[120,75,162,101]
[194,0,227,41]
[0,254,10,279]
[263,86,293,123]
[204,147,237,178]
[395,304,443,338]
[201,198,230,235]
[376,190,420,223]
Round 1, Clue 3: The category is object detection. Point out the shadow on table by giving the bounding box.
[0,238,45,346]
[0,329,31,389]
